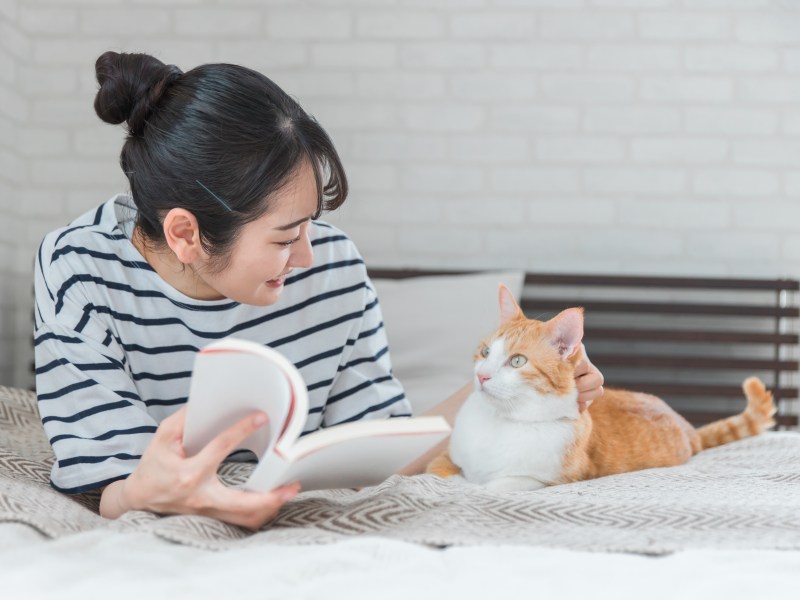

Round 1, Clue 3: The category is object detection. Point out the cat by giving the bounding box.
[426,284,777,492]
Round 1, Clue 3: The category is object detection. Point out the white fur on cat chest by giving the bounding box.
[449,392,577,491]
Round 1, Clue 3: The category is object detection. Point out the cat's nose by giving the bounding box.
[477,373,491,386]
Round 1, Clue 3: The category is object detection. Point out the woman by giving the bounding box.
[34,52,604,529]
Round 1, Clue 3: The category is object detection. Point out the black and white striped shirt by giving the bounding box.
[34,195,411,494]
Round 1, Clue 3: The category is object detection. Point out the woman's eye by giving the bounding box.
[480,346,490,358]
[277,235,301,247]
[509,354,527,368]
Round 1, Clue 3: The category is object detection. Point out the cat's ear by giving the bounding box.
[498,283,524,324]
[547,307,584,359]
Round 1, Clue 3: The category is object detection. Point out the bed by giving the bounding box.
[2,270,799,599]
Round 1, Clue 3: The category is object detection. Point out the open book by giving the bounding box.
[182,338,451,492]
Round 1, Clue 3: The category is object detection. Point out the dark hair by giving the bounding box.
[94,51,347,269]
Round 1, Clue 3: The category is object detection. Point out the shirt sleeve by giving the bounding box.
[321,271,413,427]
[34,238,157,494]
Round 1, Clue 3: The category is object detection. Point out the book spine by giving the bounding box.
[244,451,291,492]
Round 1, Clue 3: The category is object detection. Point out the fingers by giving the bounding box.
[580,386,604,404]
[574,357,589,378]
[573,344,590,377]
[157,405,188,437]
[577,385,604,413]
[573,347,605,414]
[129,405,297,527]
[194,412,268,466]
[576,371,602,393]
[152,406,189,454]
[575,362,604,392]
[216,481,300,512]
[207,482,302,530]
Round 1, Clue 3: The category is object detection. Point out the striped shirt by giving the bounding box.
[34,194,411,494]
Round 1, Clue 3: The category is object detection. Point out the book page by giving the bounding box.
[183,344,295,458]
[244,418,450,491]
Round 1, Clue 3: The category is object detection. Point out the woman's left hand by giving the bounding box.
[574,344,604,412]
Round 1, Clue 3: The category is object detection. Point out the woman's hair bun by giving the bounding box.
[94,51,183,135]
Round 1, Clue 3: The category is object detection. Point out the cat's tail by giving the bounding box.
[696,377,777,450]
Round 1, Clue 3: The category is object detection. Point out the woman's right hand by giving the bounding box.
[99,406,300,530]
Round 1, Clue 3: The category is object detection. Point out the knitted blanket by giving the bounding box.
[2,385,799,554]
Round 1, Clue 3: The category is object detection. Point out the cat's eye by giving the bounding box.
[480,346,490,358]
[509,354,527,368]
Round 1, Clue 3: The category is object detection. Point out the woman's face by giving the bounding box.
[192,162,318,306]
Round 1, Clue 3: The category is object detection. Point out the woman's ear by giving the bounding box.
[162,208,203,264]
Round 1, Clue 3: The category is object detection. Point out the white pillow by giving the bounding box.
[372,271,525,414]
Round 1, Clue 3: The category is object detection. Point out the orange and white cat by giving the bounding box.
[427,284,777,491]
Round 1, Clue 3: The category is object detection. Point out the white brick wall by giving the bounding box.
[2,0,800,389]
[1,0,26,387]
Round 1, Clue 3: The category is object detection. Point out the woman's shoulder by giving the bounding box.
[36,195,146,288]
[39,196,131,255]
[307,220,365,264]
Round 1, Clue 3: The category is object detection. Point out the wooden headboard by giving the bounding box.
[369,269,800,429]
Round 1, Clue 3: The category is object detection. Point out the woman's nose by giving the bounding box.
[290,231,314,268]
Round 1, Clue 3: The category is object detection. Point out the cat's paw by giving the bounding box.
[485,476,545,492]
[425,451,463,478]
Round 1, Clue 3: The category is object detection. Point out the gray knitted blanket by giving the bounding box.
[2,385,799,554]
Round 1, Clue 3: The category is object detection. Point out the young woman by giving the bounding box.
[34,52,604,530]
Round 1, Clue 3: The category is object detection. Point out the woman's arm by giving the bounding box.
[397,382,472,476]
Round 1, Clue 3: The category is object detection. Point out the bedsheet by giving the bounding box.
[2,384,800,555]
[2,525,800,600]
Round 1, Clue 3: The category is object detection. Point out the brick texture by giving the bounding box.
[2,0,800,389]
